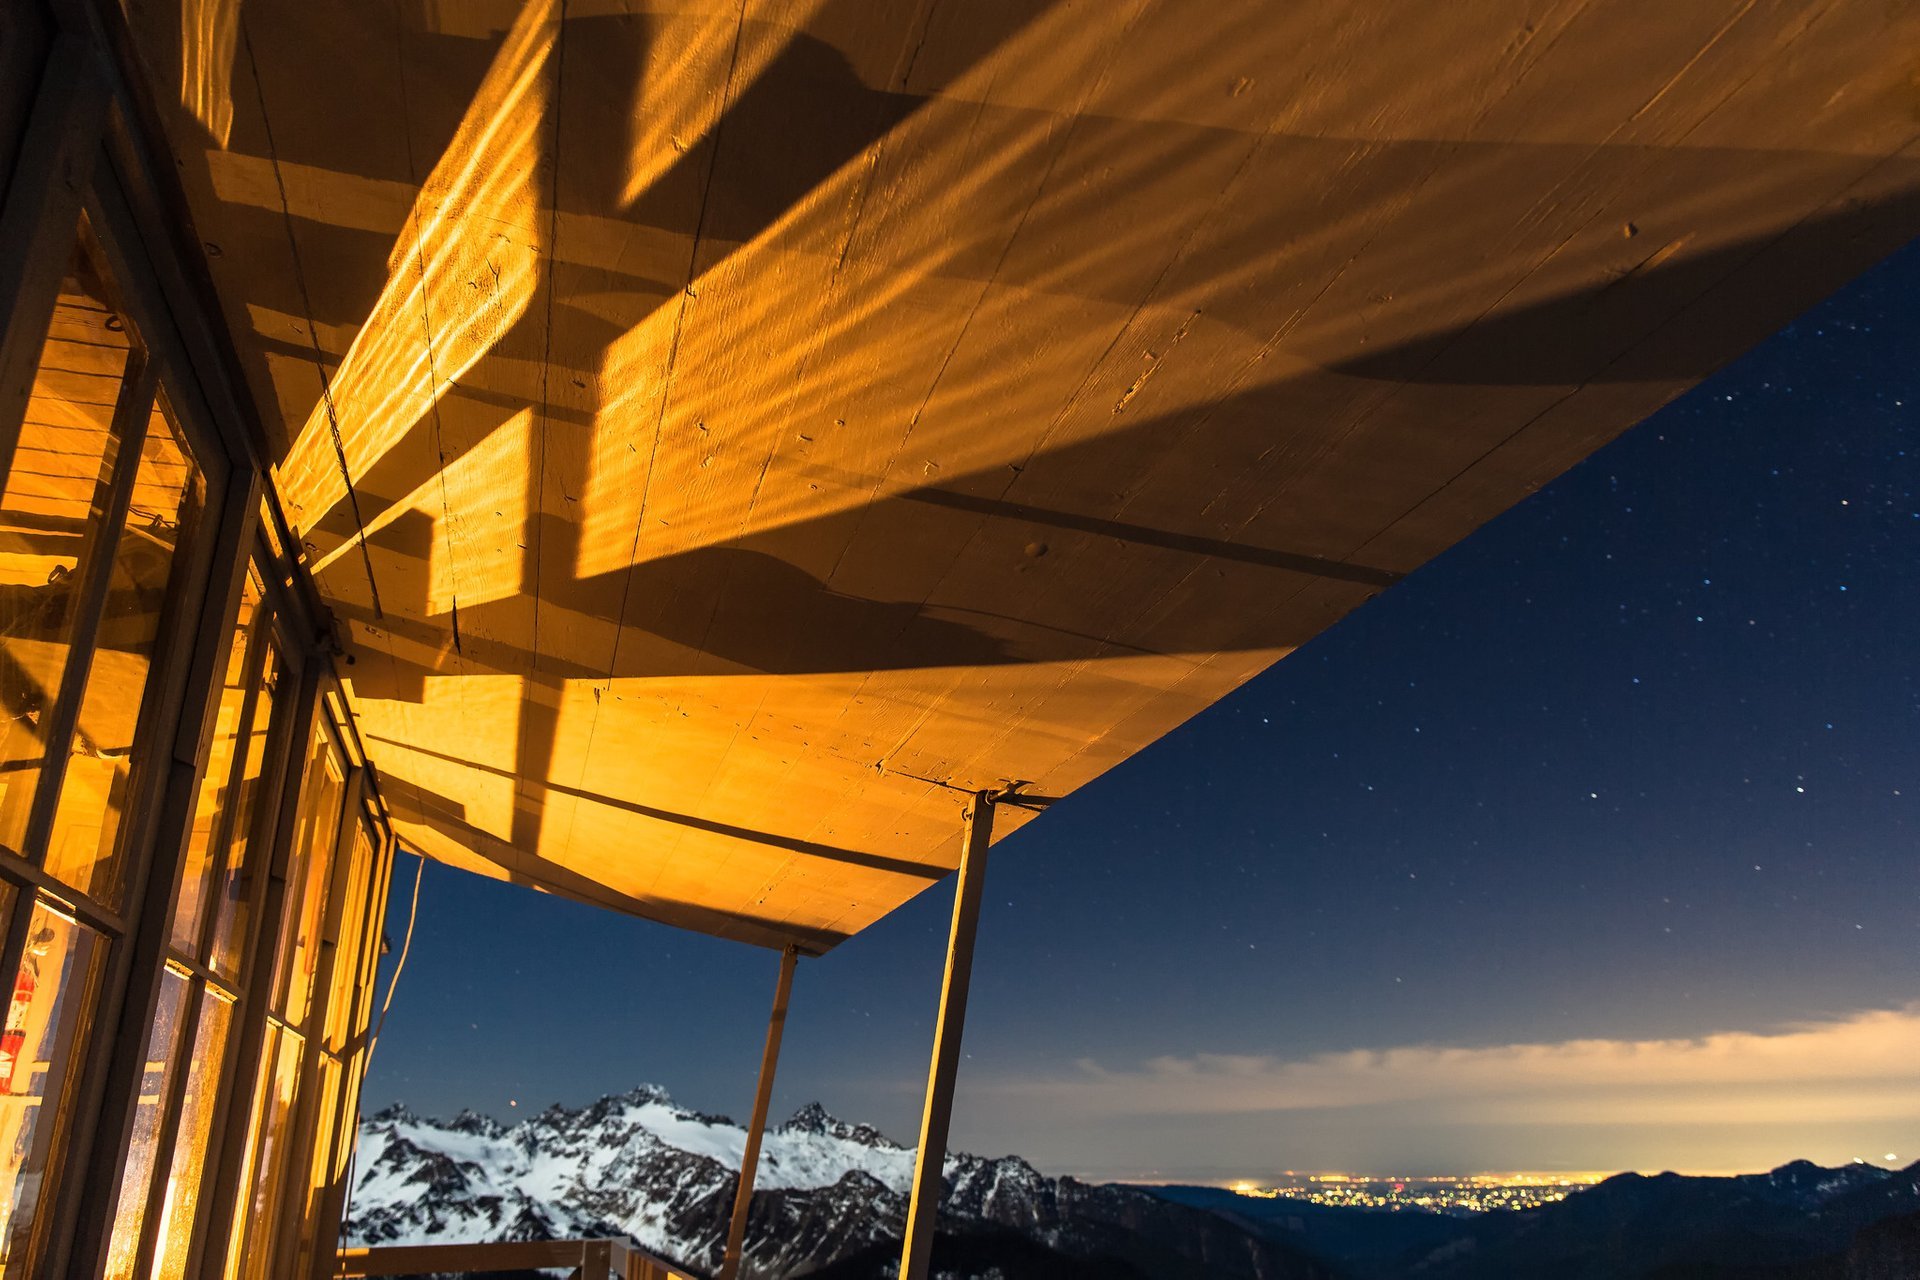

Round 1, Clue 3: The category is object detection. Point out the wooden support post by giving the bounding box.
[720,943,799,1280]
[899,792,996,1280]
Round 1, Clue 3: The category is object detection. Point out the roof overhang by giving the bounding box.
[121,0,1920,950]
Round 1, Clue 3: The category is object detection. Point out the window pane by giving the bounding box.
[224,1023,301,1280]
[326,1048,370,1226]
[148,986,231,1280]
[207,635,280,980]
[288,1052,342,1277]
[272,726,343,1026]
[217,1023,270,1280]
[103,965,190,1280]
[45,393,205,910]
[170,571,261,955]
[322,820,373,1053]
[0,219,138,858]
[0,897,106,1270]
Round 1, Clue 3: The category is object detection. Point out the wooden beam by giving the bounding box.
[899,792,996,1280]
[335,1239,690,1278]
[721,943,798,1279]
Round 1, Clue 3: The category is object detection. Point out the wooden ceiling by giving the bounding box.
[123,0,1920,951]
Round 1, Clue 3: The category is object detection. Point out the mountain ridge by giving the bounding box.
[345,1084,1335,1278]
[1152,1157,1920,1280]
[346,1083,1920,1279]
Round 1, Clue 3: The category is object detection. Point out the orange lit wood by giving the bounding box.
[336,1238,690,1279]
[119,0,1920,952]
[720,942,797,1280]
[900,793,994,1280]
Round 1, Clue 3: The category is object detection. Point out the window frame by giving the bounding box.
[217,691,357,1280]
[113,555,305,1280]
[0,5,404,1275]
[0,129,247,1272]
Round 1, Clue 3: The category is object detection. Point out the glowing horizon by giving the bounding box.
[957,1003,1920,1182]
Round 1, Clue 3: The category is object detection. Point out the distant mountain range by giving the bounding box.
[343,1085,1335,1277]
[343,1085,1920,1279]
[1155,1158,1920,1280]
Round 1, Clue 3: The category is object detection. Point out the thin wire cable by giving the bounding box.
[240,21,384,619]
[369,846,425,1062]
[337,845,425,1238]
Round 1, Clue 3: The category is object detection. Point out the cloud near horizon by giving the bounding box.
[977,1004,1920,1128]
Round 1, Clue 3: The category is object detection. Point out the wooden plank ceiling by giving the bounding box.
[123,0,1920,951]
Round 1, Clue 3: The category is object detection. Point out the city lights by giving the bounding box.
[1230,1172,1613,1215]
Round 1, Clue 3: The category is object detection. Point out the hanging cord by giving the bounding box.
[239,20,384,619]
[337,846,425,1240]
[368,846,425,1066]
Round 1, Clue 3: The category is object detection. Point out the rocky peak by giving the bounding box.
[367,1101,417,1125]
[623,1082,675,1107]
[781,1101,836,1134]
[342,1083,1324,1280]
[447,1108,504,1137]
[780,1102,898,1150]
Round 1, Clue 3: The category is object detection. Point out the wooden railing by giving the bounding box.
[336,1239,695,1279]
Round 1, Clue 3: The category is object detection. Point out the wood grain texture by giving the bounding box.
[119,0,1920,950]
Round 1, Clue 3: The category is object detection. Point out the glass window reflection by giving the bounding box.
[206,636,279,980]
[0,217,138,860]
[169,570,262,955]
[148,988,231,1279]
[0,897,105,1272]
[44,393,204,910]
[273,727,343,1027]
[102,964,189,1279]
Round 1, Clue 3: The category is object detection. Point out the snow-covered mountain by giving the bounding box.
[342,1084,1334,1279]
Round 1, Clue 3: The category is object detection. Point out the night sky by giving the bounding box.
[361,238,1920,1183]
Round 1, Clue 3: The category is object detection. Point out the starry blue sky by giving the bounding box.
[361,238,1920,1182]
